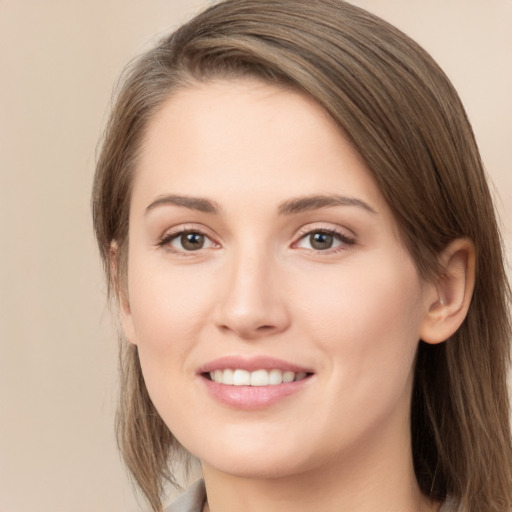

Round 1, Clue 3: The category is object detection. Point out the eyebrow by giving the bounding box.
[145,194,220,214]
[277,194,377,215]
[144,193,376,216]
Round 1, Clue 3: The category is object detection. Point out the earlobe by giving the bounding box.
[110,241,137,345]
[420,238,475,344]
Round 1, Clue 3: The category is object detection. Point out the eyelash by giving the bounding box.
[292,226,356,254]
[157,226,218,255]
[157,226,356,255]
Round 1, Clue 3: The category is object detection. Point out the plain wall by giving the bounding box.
[0,1,510,511]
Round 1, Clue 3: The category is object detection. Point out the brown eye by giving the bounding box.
[160,229,218,254]
[179,232,205,251]
[309,232,334,250]
[295,228,355,252]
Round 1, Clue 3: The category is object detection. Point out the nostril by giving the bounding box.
[213,292,291,338]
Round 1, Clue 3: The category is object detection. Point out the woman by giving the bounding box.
[92,1,512,511]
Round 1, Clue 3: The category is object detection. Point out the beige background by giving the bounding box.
[0,1,510,511]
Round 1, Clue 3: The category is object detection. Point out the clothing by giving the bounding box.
[164,479,458,512]
[165,480,206,512]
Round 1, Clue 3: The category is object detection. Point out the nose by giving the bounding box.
[213,249,291,340]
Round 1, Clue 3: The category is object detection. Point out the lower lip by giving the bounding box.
[200,375,312,410]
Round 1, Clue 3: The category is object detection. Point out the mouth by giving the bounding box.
[198,356,314,409]
[205,368,310,386]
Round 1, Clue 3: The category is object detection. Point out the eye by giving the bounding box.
[160,230,217,252]
[295,229,354,251]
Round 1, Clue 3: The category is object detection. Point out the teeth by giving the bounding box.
[250,369,269,386]
[233,369,250,386]
[282,371,295,383]
[209,369,308,386]
[268,369,283,385]
[222,368,234,385]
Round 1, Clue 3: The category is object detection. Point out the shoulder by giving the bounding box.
[164,480,206,512]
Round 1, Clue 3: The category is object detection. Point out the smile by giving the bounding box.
[208,369,309,386]
[198,357,314,409]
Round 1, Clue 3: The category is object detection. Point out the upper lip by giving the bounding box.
[198,355,312,374]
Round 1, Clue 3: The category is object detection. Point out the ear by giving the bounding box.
[110,242,137,345]
[420,238,475,344]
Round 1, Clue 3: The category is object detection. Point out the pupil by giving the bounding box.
[311,232,333,250]
[182,232,204,250]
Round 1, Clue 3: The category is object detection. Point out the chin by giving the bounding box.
[203,454,308,480]
[188,435,322,480]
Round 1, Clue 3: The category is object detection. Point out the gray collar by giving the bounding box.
[165,479,206,512]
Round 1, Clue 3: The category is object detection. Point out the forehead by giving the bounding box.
[132,78,388,216]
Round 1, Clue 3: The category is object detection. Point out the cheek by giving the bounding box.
[298,252,423,329]
[294,254,425,390]
[285,256,425,452]
[126,257,217,355]
[125,259,219,418]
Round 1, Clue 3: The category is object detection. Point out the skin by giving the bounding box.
[119,79,474,512]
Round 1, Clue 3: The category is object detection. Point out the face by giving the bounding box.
[121,79,434,480]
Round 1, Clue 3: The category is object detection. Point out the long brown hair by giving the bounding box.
[92,1,512,511]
